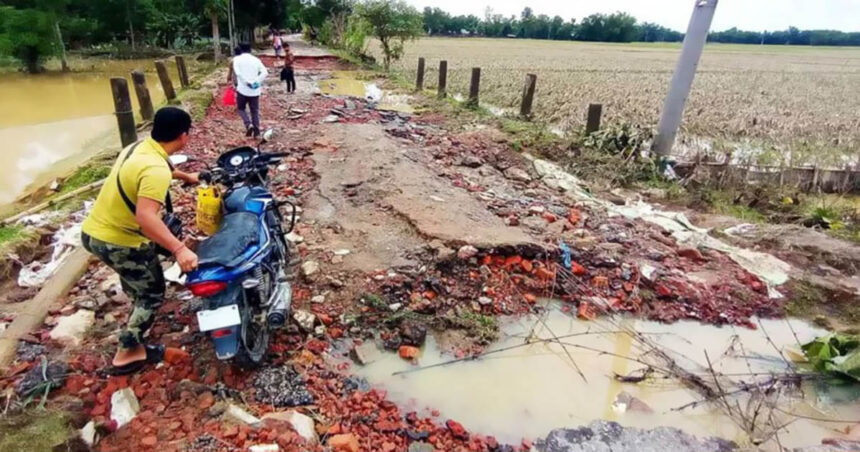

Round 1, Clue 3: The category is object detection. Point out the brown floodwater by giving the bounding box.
[354,307,860,450]
[0,60,181,207]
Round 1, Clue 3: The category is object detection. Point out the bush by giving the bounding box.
[356,0,423,71]
[343,14,371,55]
[566,123,660,187]
[0,6,56,73]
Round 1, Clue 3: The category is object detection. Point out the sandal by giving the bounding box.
[109,344,165,376]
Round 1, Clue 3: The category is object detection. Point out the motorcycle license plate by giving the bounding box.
[196,305,241,332]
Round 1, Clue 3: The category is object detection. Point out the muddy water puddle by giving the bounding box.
[0,60,181,207]
[317,71,413,113]
[353,309,860,450]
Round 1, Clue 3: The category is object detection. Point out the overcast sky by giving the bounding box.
[403,0,860,32]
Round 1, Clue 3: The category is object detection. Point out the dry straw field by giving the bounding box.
[373,37,860,166]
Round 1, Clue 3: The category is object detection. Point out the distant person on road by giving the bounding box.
[273,30,283,57]
[280,43,296,94]
[81,107,200,375]
[232,42,268,137]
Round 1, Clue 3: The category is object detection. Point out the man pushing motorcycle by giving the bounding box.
[81,107,200,375]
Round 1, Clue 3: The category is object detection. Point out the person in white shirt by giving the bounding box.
[232,43,268,137]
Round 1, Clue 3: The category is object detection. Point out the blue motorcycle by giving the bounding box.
[186,131,296,368]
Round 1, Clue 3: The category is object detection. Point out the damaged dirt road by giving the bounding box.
[3,37,860,452]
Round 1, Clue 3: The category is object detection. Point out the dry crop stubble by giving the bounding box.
[370,37,860,165]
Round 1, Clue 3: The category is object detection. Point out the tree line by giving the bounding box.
[2,0,858,74]
[424,7,682,43]
[710,27,860,46]
[0,0,306,72]
[423,6,860,46]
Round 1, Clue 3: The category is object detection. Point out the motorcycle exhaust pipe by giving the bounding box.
[267,280,292,327]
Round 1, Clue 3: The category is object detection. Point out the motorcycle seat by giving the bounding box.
[197,212,261,267]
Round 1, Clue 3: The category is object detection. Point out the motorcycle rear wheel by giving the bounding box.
[233,274,274,369]
[234,306,269,369]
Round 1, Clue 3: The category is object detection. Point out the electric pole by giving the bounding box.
[652,0,719,157]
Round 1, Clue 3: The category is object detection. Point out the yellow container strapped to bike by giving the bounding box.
[196,186,223,236]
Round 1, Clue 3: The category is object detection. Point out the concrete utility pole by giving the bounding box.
[652,0,719,157]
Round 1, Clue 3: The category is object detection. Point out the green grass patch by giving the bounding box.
[444,310,499,345]
[59,163,112,195]
[0,224,28,247]
[712,202,768,223]
[0,410,72,452]
[498,117,560,150]
[178,89,214,122]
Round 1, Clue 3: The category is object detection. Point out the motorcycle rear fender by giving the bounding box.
[203,284,242,360]
[212,326,240,359]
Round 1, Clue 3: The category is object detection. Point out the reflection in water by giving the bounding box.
[353,309,860,450]
[0,60,180,206]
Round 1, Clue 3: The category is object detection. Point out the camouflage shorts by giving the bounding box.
[81,233,165,349]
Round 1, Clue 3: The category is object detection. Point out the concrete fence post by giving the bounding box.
[586,103,603,134]
[438,60,448,99]
[520,73,537,118]
[175,55,190,88]
[131,70,154,122]
[468,67,481,107]
[154,60,177,102]
[110,77,138,148]
[416,57,425,91]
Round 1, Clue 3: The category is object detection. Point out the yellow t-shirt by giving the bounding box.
[82,137,173,248]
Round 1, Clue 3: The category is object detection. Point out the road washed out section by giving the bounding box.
[355,308,858,450]
[529,156,792,296]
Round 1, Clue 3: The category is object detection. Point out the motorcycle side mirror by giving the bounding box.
[261,128,275,143]
[169,154,189,166]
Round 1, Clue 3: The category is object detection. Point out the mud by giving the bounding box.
[352,308,859,450]
[304,122,539,271]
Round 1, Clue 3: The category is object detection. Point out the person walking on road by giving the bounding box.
[273,30,284,57]
[81,107,200,375]
[280,42,296,94]
[232,42,267,138]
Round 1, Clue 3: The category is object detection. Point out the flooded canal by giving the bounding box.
[0,60,181,207]
[353,308,860,450]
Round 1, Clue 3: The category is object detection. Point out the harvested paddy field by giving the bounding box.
[373,37,860,166]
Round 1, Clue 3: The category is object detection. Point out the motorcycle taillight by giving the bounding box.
[189,281,228,297]
[212,328,234,338]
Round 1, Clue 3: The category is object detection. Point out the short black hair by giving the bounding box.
[151,107,192,142]
[240,42,252,53]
